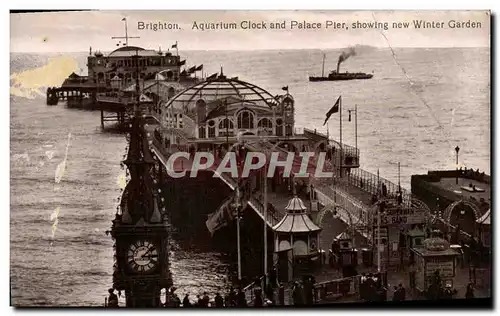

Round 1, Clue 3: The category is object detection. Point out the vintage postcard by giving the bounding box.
[10,10,491,307]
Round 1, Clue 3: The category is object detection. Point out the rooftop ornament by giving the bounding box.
[423,236,450,252]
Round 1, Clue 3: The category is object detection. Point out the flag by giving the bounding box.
[188,66,196,73]
[171,42,178,49]
[155,73,166,81]
[207,73,218,80]
[206,197,231,235]
[195,64,204,71]
[121,18,126,21]
[139,94,153,103]
[282,86,288,91]
[323,96,341,126]
[178,60,186,66]
[202,102,227,123]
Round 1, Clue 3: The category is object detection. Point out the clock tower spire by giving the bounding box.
[109,51,171,307]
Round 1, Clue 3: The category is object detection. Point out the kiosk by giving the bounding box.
[273,196,322,278]
[411,233,459,295]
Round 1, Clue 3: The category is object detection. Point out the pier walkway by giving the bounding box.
[146,113,415,234]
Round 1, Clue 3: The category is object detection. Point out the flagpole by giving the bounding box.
[377,168,381,273]
[355,103,358,152]
[124,18,128,46]
[264,157,268,280]
[339,96,343,178]
[398,162,401,191]
[236,185,242,281]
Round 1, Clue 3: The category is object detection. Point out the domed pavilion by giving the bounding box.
[160,71,296,143]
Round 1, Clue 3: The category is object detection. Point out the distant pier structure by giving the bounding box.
[411,169,490,237]
[46,23,201,131]
[46,72,101,107]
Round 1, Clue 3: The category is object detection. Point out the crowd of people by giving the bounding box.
[359,273,386,302]
[162,286,252,307]
[106,267,479,307]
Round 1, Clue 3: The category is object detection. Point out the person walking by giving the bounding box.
[465,283,475,299]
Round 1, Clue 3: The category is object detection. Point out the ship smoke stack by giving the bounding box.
[337,47,356,73]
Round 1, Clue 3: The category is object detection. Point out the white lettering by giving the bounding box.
[267,152,294,178]
[241,152,266,178]
[214,152,238,178]
[314,152,333,178]
[191,152,215,177]
[295,152,314,178]
[166,152,190,178]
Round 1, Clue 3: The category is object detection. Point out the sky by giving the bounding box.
[10,10,490,52]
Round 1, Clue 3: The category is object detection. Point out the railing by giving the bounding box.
[302,128,360,162]
[248,195,282,228]
[243,276,266,304]
[344,168,412,207]
[314,184,369,225]
[313,276,360,303]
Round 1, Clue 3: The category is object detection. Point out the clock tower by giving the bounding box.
[109,110,171,308]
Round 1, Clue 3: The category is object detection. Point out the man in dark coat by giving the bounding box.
[398,284,406,301]
[107,288,118,307]
[182,294,191,307]
[237,288,247,306]
[201,292,210,307]
[214,292,224,307]
[465,283,475,299]
[227,287,237,306]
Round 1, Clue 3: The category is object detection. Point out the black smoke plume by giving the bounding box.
[336,47,357,73]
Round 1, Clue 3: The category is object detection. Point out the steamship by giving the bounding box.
[309,53,373,82]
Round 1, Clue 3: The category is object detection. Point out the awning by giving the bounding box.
[476,209,490,225]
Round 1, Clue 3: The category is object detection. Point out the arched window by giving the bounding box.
[285,124,293,136]
[275,118,283,136]
[283,97,293,108]
[196,99,207,123]
[208,120,216,138]
[198,125,206,139]
[237,110,254,129]
[166,71,174,80]
[258,118,273,129]
[219,118,234,130]
[293,240,308,256]
[219,118,234,136]
[178,114,184,129]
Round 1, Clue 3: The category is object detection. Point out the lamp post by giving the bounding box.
[455,146,460,184]
[348,104,358,153]
[376,169,381,273]
[232,186,243,282]
[260,140,283,282]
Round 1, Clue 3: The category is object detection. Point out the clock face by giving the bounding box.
[127,240,159,273]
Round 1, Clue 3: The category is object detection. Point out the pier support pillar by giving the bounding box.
[100,107,104,130]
